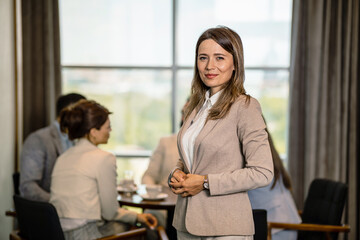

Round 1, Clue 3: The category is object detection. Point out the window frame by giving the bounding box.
[60,0,291,158]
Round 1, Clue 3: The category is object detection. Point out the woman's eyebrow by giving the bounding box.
[198,53,226,56]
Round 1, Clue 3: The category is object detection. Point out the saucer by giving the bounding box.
[140,193,168,201]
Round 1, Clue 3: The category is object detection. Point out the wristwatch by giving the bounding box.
[203,175,209,190]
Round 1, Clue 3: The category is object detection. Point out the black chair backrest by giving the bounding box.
[13,195,65,240]
[13,172,20,195]
[253,209,267,240]
[299,178,348,240]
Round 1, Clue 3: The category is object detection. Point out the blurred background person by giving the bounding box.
[50,99,157,240]
[141,98,189,228]
[142,98,189,187]
[20,93,86,202]
[141,135,178,188]
[248,125,301,240]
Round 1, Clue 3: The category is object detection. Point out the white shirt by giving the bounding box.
[182,90,221,171]
[54,121,73,152]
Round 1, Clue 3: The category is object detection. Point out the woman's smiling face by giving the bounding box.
[197,39,234,96]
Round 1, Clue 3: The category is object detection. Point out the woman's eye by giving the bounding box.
[199,56,207,61]
[217,56,224,60]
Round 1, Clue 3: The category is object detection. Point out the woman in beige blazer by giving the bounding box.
[50,100,157,240]
[169,26,274,239]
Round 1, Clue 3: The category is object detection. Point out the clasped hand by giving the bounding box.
[169,170,204,197]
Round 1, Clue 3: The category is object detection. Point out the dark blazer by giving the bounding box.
[173,96,274,236]
[20,122,67,201]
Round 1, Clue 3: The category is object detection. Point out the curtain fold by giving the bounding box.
[289,0,359,239]
[21,0,61,139]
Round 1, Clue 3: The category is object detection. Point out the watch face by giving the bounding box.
[204,182,209,189]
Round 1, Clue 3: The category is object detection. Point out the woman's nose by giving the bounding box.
[206,58,215,70]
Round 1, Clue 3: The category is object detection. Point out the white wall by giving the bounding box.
[0,0,16,238]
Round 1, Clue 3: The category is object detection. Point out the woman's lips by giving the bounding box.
[205,74,218,79]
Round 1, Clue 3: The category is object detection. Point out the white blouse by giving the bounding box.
[182,90,221,171]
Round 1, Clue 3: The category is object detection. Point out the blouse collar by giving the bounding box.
[205,89,222,108]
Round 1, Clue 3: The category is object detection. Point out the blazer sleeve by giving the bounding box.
[96,153,137,223]
[235,98,273,190]
[19,133,51,202]
[209,98,273,195]
[141,138,165,185]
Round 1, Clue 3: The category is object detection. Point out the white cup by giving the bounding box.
[146,184,162,198]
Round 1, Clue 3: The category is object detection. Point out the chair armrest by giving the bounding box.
[97,227,147,240]
[9,230,23,240]
[157,226,169,240]
[5,209,17,217]
[268,222,350,233]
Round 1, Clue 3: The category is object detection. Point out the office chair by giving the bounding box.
[13,172,20,195]
[267,178,350,240]
[253,209,267,240]
[11,195,147,240]
[13,194,64,240]
[157,225,170,240]
[5,172,20,217]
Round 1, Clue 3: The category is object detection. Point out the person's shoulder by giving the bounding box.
[71,145,116,168]
[23,124,55,146]
[25,124,50,137]
[159,134,177,142]
[91,149,116,168]
[87,147,115,162]
[229,95,261,116]
[232,95,264,125]
[233,95,260,108]
[158,134,177,146]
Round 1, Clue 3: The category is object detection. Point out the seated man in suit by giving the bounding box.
[19,93,85,202]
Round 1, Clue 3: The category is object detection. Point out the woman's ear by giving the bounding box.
[89,128,97,138]
[88,128,98,145]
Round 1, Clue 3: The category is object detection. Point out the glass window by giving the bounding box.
[245,70,289,154]
[177,0,292,67]
[60,0,172,66]
[62,68,172,152]
[60,0,292,182]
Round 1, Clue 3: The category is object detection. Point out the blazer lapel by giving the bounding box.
[177,110,197,173]
[192,117,220,172]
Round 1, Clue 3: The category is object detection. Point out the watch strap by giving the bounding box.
[203,175,209,190]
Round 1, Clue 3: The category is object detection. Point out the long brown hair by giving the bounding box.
[184,26,250,121]
[60,99,111,140]
[266,128,292,190]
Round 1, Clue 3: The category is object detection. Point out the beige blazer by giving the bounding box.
[173,96,274,236]
[50,138,137,224]
[142,134,179,187]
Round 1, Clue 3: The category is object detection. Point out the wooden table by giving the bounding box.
[118,185,177,239]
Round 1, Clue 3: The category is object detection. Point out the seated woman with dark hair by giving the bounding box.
[50,99,157,240]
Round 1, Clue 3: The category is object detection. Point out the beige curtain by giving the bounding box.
[289,0,359,239]
[21,0,61,139]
